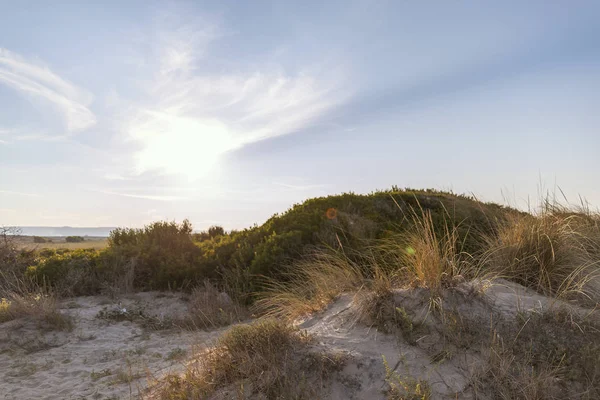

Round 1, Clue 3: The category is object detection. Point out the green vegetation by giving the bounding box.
[2,187,599,399]
[65,236,85,243]
[2,187,598,311]
[3,188,512,301]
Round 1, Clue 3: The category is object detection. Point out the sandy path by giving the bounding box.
[0,292,225,400]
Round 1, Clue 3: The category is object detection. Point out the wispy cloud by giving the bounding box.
[0,48,96,133]
[91,189,186,202]
[121,15,350,179]
[0,190,40,197]
[272,182,328,191]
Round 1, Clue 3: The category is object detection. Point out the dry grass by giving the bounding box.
[15,236,108,250]
[187,281,247,329]
[0,290,72,331]
[477,342,564,400]
[149,319,340,399]
[256,203,479,321]
[255,250,367,320]
[379,205,480,293]
[484,204,600,303]
[0,272,72,330]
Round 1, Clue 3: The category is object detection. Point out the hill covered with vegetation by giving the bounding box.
[3,188,512,300]
[2,187,599,399]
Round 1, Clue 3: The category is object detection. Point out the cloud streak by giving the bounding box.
[0,190,40,197]
[121,16,350,179]
[92,189,186,202]
[0,48,96,133]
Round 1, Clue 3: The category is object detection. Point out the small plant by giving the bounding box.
[383,355,431,400]
[166,347,186,361]
[91,368,112,381]
[0,297,12,322]
[187,280,246,329]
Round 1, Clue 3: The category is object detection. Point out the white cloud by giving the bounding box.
[0,48,96,133]
[0,190,40,197]
[122,18,349,179]
[92,189,186,202]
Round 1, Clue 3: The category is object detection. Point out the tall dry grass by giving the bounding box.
[0,273,72,330]
[255,249,367,320]
[187,280,247,329]
[256,203,479,321]
[379,205,481,293]
[483,202,600,303]
[150,320,321,399]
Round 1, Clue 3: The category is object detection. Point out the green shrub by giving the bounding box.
[18,188,514,298]
[107,219,203,289]
[65,236,85,243]
[26,249,101,296]
[33,236,48,244]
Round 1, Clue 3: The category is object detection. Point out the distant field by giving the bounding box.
[15,236,108,250]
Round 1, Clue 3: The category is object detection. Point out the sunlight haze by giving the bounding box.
[1,1,599,229]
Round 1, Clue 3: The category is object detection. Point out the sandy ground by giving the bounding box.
[1,281,596,399]
[292,279,596,399]
[0,292,225,400]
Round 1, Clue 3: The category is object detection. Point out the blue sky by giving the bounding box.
[1,1,599,228]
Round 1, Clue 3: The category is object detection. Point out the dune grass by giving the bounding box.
[187,280,247,329]
[258,196,600,323]
[483,202,600,303]
[0,275,72,330]
[150,319,324,399]
[256,203,482,321]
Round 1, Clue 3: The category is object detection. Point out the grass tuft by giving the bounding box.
[150,319,333,399]
[484,205,600,303]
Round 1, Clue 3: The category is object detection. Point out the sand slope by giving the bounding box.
[0,292,224,400]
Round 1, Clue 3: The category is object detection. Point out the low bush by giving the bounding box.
[65,236,84,243]
[152,320,325,399]
[26,249,102,296]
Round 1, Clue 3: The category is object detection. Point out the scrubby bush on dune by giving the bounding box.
[25,248,102,296]
[107,220,204,289]
[65,235,84,243]
[6,188,513,299]
[33,236,48,244]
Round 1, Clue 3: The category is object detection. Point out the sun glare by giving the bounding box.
[132,112,235,179]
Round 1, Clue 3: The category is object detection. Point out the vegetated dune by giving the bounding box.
[2,188,600,399]
[1,279,598,399]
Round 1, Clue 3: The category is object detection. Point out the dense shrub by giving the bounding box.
[16,188,515,298]
[65,236,84,243]
[33,236,49,244]
[193,225,225,242]
[107,220,203,289]
[25,249,102,296]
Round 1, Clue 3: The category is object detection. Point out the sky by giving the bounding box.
[1,1,599,229]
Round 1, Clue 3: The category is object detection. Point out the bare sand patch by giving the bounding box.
[0,292,227,400]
